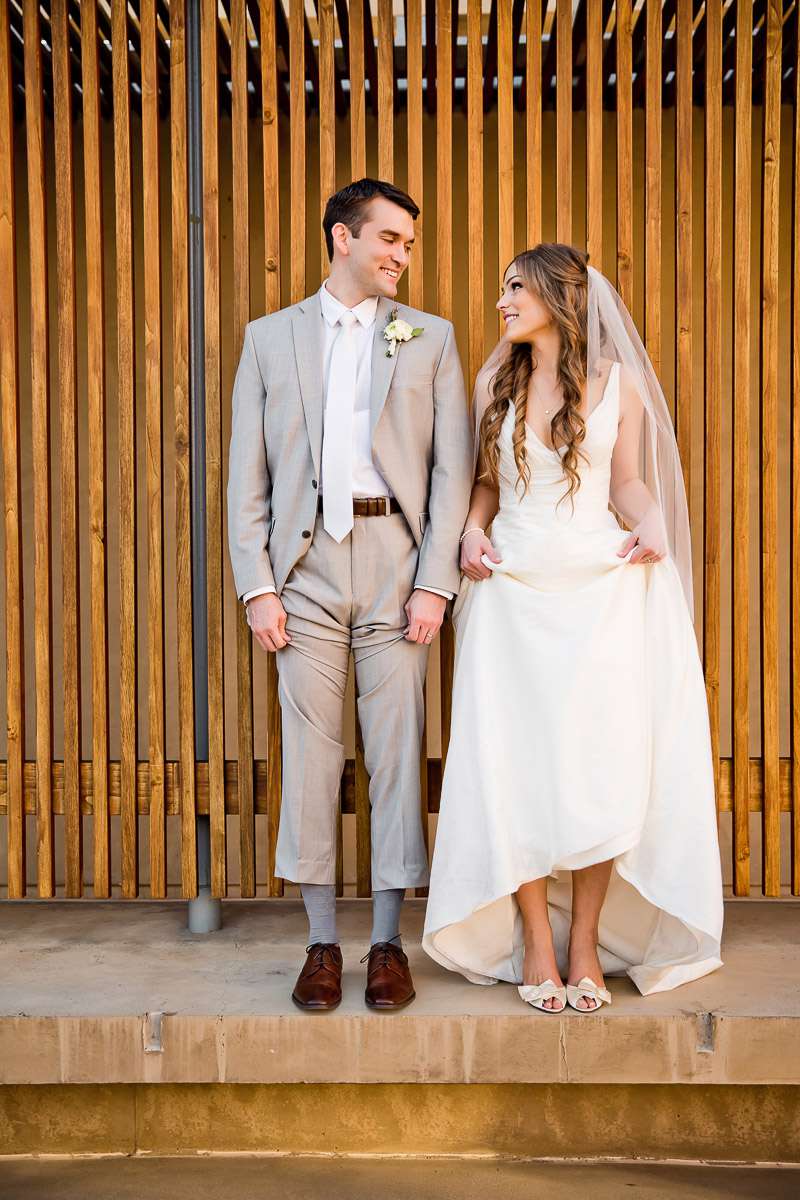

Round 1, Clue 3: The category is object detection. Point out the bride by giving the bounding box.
[422,244,723,1013]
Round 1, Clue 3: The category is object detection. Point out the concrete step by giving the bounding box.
[0,899,797,1087]
[1,899,798,1163]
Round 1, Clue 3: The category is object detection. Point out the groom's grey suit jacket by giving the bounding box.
[227,292,473,600]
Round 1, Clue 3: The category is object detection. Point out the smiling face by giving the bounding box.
[330,196,415,299]
[496,262,554,343]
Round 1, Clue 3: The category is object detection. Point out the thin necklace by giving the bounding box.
[531,374,559,416]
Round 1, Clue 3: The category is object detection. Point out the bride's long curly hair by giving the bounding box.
[478,243,588,503]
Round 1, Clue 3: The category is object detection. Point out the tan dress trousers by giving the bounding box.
[273,512,431,890]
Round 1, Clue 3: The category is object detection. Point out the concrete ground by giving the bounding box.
[0,1157,797,1200]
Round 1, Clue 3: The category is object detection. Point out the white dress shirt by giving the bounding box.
[243,282,452,606]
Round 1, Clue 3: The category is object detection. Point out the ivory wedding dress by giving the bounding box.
[422,362,723,995]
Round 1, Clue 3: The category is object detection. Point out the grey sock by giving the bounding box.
[301,883,338,946]
[371,887,405,947]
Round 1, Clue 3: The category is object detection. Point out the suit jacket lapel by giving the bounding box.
[369,297,400,438]
[291,294,324,476]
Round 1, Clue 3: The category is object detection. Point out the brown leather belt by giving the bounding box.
[316,496,401,517]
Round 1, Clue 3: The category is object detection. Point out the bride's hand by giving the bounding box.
[461,529,502,580]
[617,507,668,564]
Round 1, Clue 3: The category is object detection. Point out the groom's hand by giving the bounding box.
[246,593,292,652]
[403,590,447,645]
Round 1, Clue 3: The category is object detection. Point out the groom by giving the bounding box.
[227,178,472,1010]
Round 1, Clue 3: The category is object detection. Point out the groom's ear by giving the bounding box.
[330,221,351,258]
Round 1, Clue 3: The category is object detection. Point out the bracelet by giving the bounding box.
[460,526,485,544]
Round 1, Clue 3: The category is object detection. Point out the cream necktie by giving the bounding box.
[322,309,359,543]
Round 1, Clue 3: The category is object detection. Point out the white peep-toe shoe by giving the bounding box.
[517,980,567,1013]
[566,976,612,1013]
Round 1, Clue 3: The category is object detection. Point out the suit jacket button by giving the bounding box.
[311,479,318,489]
[301,529,311,538]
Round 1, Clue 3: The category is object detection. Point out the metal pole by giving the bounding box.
[186,0,221,933]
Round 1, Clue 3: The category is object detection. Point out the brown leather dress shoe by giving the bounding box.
[362,941,416,1010]
[291,943,343,1011]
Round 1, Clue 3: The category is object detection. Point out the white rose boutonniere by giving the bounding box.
[383,308,423,357]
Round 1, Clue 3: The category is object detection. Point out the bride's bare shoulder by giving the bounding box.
[590,356,616,381]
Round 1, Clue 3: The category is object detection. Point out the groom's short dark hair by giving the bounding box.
[323,178,419,262]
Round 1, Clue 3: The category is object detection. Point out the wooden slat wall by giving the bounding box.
[3,2,800,903]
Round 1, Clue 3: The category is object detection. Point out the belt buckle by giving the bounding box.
[380,496,390,516]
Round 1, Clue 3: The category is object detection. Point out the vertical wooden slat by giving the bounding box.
[82,0,111,899]
[406,0,424,309]
[437,0,453,323]
[319,0,335,279]
[113,0,138,898]
[350,0,366,179]
[378,0,394,181]
[260,0,283,895]
[616,0,632,308]
[170,0,197,899]
[793,0,800,895]
[732,0,752,895]
[498,0,514,280]
[142,0,166,897]
[232,0,255,898]
[348,0,370,892]
[585,0,602,267]
[555,0,572,243]
[437,0,455,772]
[261,0,281,312]
[760,0,781,895]
[408,0,427,897]
[289,0,305,302]
[704,0,722,811]
[0,0,24,897]
[468,0,484,386]
[24,0,54,897]
[526,0,542,247]
[644,0,661,378]
[202,0,226,896]
[52,0,82,896]
[675,0,693,506]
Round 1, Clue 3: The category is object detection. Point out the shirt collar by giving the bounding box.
[319,281,379,330]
